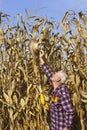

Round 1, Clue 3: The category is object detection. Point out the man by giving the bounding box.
[39,50,74,130]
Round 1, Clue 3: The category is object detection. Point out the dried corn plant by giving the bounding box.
[0,10,87,130]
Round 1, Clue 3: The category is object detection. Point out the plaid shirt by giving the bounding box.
[42,63,74,130]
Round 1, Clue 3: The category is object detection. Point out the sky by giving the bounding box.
[1,0,87,22]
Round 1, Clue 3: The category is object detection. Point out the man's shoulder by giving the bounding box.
[60,84,70,95]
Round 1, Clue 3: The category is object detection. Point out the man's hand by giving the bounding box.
[39,50,45,65]
[63,127,69,130]
[39,50,44,58]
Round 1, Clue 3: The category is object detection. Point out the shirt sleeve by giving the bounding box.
[41,63,53,80]
[61,86,74,129]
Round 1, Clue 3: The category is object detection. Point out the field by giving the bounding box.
[0,10,87,130]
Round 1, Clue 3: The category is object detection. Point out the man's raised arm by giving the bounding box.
[39,50,53,80]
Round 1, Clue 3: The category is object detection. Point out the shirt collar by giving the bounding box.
[53,83,64,92]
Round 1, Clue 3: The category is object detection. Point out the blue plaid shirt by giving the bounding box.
[42,63,74,130]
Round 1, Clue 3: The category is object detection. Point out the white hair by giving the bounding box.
[57,70,67,83]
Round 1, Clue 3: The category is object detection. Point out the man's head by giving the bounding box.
[51,70,67,84]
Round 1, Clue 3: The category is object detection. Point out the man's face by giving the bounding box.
[51,72,61,82]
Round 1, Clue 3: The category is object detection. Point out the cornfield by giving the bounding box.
[0,10,87,130]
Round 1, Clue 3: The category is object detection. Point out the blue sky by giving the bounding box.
[1,0,87,22]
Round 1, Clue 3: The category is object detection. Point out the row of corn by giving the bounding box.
[0,10,87,130]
